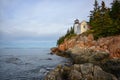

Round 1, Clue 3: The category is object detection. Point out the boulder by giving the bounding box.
[68,47,109,64]
[50,47,59,54]
[45,63,118,80]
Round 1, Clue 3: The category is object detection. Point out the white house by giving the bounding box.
[73,19,89,35]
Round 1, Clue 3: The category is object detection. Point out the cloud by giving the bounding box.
[0,0,113,42]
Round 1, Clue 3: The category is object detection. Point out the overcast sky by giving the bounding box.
[0,0,113,43]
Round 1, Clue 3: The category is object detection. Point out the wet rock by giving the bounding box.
[39,68,46,73]
[46,58,52,60]
[45,63,118,80]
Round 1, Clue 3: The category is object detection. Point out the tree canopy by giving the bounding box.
[89,0,120,39]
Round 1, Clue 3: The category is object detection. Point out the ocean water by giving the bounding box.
[0,48,68,80]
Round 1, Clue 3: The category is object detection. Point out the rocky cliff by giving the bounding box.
[46,34,120,80]
[58,34,120,58]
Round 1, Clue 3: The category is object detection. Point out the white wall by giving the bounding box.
[80,21,88,34]
[74,24,80,34]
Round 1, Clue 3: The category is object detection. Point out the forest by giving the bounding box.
[57,0,120,45]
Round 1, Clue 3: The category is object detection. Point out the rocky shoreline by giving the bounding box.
[45,34,120,80]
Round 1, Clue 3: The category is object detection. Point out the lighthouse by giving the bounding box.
[73,19,88,35]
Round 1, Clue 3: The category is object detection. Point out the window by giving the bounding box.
[83,26,85,28]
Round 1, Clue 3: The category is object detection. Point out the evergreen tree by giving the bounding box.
[110,0,120,21]
[110,0,120,34]
[89,0,99,25]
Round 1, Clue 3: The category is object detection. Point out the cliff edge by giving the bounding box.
[47,34,120,80]
[57,34,120,58]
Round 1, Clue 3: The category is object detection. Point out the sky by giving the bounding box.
[0,0,113,48]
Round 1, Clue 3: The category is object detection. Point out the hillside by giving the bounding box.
[58,34,120,58]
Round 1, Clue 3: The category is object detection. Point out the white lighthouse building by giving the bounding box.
[73,19,88,35]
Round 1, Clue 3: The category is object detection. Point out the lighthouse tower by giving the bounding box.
[73,19,80,34]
